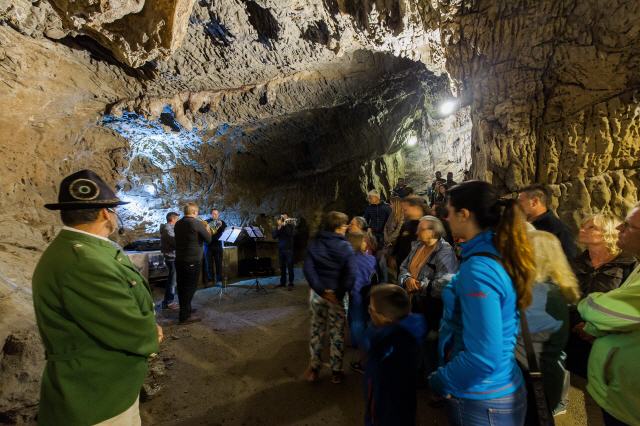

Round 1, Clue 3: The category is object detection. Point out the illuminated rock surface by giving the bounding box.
[0,0,638,421]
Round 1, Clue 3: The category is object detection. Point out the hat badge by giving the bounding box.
[69,178,100,201]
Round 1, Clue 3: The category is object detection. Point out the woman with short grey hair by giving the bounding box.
[399,215,458,298]
[398,215,459,378]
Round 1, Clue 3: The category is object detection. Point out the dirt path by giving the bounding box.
[142,273,601,426]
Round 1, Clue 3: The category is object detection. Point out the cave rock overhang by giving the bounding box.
[103,51,452,230]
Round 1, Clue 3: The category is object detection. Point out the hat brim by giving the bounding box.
[44,200,129,210]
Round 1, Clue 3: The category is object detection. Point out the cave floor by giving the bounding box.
[142,271,601,426]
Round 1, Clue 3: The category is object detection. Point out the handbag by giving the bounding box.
[520,309,555,426]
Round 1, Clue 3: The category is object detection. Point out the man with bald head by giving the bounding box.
[578,203,640,426]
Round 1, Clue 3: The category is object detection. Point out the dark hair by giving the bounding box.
[320,211,349,232]
[401,195,428,214]
[166,212,179,221]
[447,180,535,309]
[519,184,550,209]
[370,284,410,321]
[60,208,102,226]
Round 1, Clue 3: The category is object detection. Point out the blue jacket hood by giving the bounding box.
[398,313,427,342]
[459,229,499,259]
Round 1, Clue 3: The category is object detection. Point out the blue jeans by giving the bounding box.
[162,258,177,306]
[445,385,527,426]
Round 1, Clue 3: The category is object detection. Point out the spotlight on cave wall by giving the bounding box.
[406,135,418,146]
[438,99,459,117]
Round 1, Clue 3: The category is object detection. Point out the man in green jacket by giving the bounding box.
[32,170,162,425]
[578,202,640,426]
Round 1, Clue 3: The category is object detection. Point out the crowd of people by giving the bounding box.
[302,173,640,426]
[29,169,640,426]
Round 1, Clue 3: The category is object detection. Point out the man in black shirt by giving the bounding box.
[205,208,227,286]
[174,203,212,324]
[272,213,295,290]
[518,184,577,260]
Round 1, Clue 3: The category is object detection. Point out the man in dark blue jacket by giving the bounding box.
[363,190,391,246]
[272,213,295,289]
[364,284,426,426]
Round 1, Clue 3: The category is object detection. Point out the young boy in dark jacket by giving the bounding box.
[364,284,426,426]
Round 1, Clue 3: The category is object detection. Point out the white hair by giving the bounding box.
[419,215,445,240]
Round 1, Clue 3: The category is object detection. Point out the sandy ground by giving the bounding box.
[142,270,604,426]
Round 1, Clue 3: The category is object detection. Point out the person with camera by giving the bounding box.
[273,213,296,290]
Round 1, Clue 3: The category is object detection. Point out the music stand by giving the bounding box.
[217,227,243,300]
[244,226,267,294]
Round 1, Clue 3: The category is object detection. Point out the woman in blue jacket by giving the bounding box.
[429,180,536,426]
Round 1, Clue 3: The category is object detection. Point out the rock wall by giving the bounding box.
[436,0,640,227]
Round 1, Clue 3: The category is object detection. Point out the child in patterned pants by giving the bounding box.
[307,290,346,383]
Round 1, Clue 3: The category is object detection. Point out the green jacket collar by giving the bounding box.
[58,229,121,252]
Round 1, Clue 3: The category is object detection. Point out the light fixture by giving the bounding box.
[406,135,418,146]
[438,99,458,116]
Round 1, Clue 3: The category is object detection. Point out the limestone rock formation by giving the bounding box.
[436,0,640,227]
